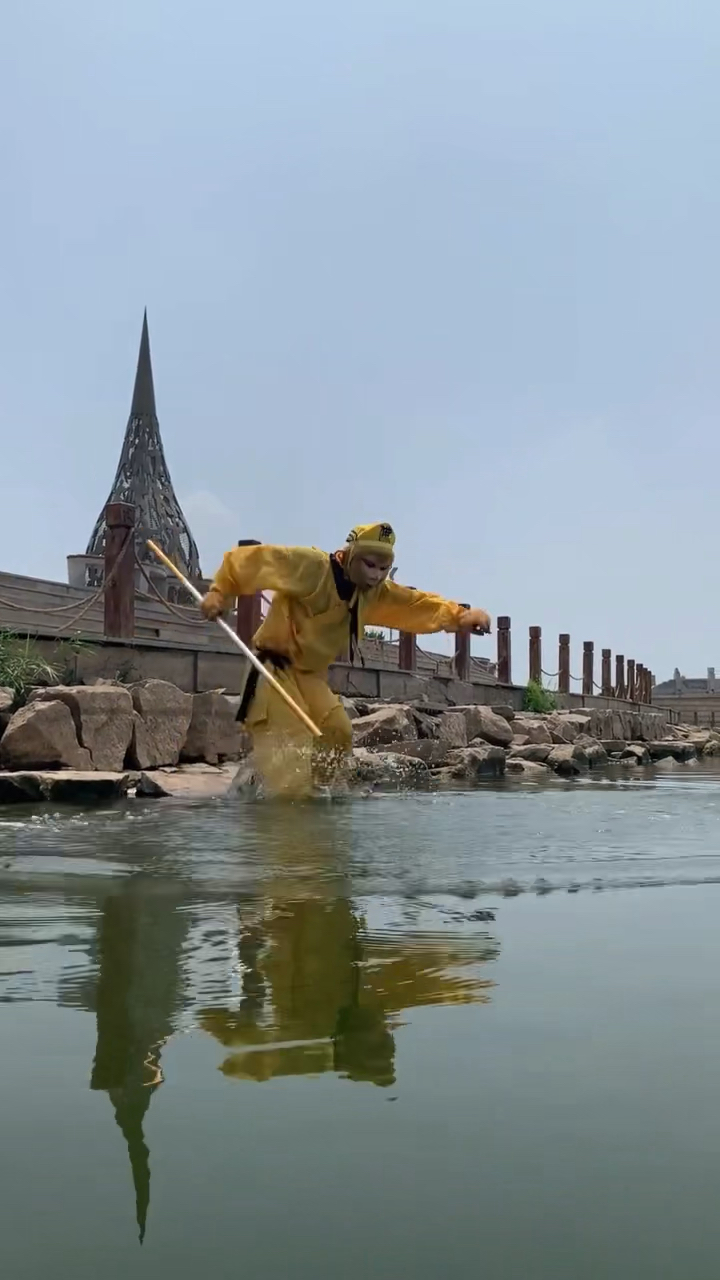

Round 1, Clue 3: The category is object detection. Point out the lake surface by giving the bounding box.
[3,765,720,1278]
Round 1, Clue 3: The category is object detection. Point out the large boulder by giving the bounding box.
[383,739,453,766]
[574,734,609,768]
[0,771,45,803]
[40,771,131,803]
[507,743,553,763]
[129,679,193,769]
[510,715,553,745]
[0,701,92,770]
[409,708,440,739]
[136,764,239,799]
[0,769,130,803]
[0,687,14,742]
[447,745,506,780]
[459,706,514,748]
[437,712,468,749]
[487,704,515,722]
[547,713,592,744]
[181,692,249,764]
[506,758,550,779]
[30,685,133,771]
[352,705,417,748]
[350,747,428,787]
[647,740,696,763]
[547,744,589,776]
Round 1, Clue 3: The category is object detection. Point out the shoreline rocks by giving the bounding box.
[0,679,715,803]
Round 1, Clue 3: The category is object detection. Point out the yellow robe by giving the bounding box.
[211,545,465,798]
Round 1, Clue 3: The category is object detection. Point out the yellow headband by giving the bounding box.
[345,522,396,563]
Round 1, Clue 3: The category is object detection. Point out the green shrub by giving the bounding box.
[0,631,61,706]
[523,679,556,714]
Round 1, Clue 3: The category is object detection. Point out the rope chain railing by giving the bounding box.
[0,530,136,637]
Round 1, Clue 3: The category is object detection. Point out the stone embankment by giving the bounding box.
[0,681,713,804]
[343,698,714,787]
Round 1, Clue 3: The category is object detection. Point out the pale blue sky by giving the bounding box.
[2,1,719,681]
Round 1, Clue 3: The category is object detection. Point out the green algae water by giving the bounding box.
[4,766,720,1278]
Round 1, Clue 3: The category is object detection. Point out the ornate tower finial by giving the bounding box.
[86,311,202,579]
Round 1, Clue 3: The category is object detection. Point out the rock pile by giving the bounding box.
[0,680,249,803]
[0,678,713,803]
[343,699,716,788]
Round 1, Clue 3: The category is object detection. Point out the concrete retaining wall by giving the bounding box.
[24,632,676,725]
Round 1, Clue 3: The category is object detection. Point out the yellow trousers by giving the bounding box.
[245,667,353,799]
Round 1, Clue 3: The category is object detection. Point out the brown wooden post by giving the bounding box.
[497,616,511,685]
[236,593,263,646]
[615,655,626,700]
[582,641,594,697]
[529,626,542,685]
[694,709,699,726]
[398,630,417,672]
[649,672,654,704]
[627,659,636,702]
[712,710,716,729]
[104,501,135,639]
[601,649,612,697]
[639,666,648,704]
[636,663,644,704]
[558,634,570,695]
[455,603,471,682]
[235,540,263,646]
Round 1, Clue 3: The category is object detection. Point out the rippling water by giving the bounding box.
[4,764,720,1278]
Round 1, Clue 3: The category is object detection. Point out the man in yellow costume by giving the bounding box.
[201,523,491,798]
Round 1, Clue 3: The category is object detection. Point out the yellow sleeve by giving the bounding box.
[365,581,465,634]
[210,545,326,603]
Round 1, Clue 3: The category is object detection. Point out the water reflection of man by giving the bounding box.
[200,806,497,1088]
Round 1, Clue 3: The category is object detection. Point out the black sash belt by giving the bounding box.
[236,649,292,722]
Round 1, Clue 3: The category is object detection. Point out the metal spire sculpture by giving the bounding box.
[86,310,202,580]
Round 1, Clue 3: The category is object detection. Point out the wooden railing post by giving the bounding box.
[582,641,594,697]
[637,664,646,704]
[529,626,542,685]
[104,501,135,639]
[455,603,471,681]
[627,659,636,703]
[398,631,417,672]
[497,616,512,685]
[235,540,263,646]
[615,655,626,700]
[558,634,570,695]
[601,649,612,697]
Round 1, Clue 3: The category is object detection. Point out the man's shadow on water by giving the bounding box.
[72,801,499,1243]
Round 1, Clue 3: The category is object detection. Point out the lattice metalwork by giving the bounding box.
[86,311,202,581]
